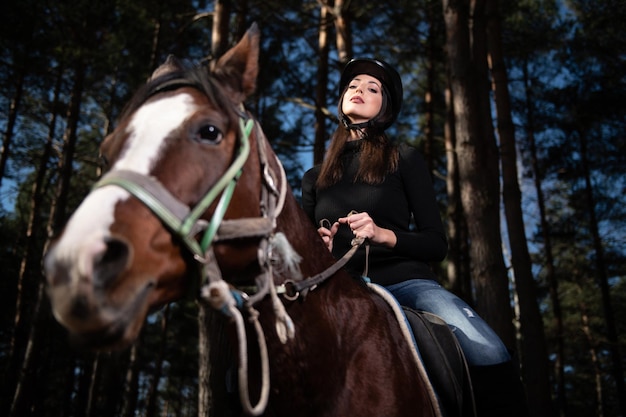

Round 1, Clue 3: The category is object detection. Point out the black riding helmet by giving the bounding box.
[339,58,403,130]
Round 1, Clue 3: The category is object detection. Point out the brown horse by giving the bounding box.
[44,25,440,417]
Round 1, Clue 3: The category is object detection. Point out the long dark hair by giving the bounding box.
[316,84,399,189]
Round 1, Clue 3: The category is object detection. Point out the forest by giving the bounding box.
[0,0,625,416]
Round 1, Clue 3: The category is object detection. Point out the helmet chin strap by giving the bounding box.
[340,115,377,131]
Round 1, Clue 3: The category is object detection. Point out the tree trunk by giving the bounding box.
[38,58,88,417]
[579,298,605,417]
[423,2,437,172]
[523,61,567,417]
[148,18,161,72]
[442,0,515,346]
[211,0,232,63]
[8,282,46,417]
[85,355,102,417]
[233,0,248,40]
[48,59,86,236]
[333,0,352,65]
[313,0,331,165]
[198,304,212,417]
[78,362,92,416]
[0,69,24,189]
[5,65,63,414]
[578,127,626,416]
[146,308,170,417]
[467,0,515,345]
[9,61,83,417]
[485,1,555,415]
[121,344,141,417]
[443,84,472,301]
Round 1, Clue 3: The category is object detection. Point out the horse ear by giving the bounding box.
[212,23,260,103]
[149,55,183,81]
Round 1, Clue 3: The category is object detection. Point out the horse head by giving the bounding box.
[44,24,312,350]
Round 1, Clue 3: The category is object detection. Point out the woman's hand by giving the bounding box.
[317,221,339,252]
[338,211,397,248]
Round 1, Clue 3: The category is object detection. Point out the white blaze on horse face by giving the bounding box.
[48,94,198,282]
[117,93,198,172]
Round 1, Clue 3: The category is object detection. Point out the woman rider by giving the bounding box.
[301,58,527,417]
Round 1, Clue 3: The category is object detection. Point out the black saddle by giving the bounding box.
[402,307,476,417]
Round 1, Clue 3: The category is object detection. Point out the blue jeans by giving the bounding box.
[386,279,511,366]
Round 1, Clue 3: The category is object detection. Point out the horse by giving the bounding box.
[44,24,444,417]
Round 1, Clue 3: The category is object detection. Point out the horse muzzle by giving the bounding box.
[44,235,156,349]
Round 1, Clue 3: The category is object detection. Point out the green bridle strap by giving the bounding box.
[94,172,206,256]
[182,117,254,253]
[93,116,254,260]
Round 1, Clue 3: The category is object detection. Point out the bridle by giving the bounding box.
[93,79,364,415]
[96,77,285,284]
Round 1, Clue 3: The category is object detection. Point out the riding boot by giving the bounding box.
[469,360,528,417]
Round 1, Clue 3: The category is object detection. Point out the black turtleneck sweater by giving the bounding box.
[301,140,447,286]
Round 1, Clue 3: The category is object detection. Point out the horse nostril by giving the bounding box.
[93,237,130,288]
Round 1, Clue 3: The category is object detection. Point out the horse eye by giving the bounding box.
[196,124,223,144]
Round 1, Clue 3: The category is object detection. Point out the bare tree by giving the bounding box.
[6,65,63,417]
[311,0,353,165]
[121,344,141,417]
[313,0,332,165]
[198,303,212,417]
[331,0,352,65]
[485,1,555,415]
[0,70,24,190]
[522,61,567,416]
[443,84,472,300]
[441,0,515,346]
[145,309,170,417]
[579,295,605,417]
[10,56,86,416]
[211,0,232,64]
[577,124,626,416]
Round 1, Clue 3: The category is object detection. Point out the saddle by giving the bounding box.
[402,307,476,417]
[367,282,475,417]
